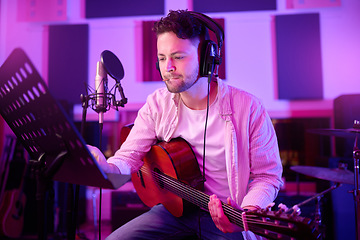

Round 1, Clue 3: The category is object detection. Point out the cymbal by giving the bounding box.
[290,166,355,185]
[308,128,360,138]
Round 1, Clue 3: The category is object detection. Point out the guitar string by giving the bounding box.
[136,167,297,235]
[138,167,211,209]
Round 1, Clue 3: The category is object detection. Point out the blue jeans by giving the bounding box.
[106,204,245,240]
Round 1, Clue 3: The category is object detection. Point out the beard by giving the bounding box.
[163,65,199,93]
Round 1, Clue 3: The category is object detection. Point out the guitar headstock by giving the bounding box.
[244,209,321,240]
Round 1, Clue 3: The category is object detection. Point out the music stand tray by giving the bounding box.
[0,48,130,189]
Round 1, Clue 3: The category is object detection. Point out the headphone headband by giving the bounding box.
[188,11,224,50]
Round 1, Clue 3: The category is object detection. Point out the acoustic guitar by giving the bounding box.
[0,136,27,238]
[130,135,320,240]
[0,189,26,238]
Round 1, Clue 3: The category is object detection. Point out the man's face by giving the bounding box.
[157,32,200,93]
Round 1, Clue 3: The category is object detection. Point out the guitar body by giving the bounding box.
[0,189,26,238]
[131,138,203,217]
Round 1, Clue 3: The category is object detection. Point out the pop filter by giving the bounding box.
[100,50,124,82]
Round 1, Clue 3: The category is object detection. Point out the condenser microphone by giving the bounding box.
[94,60,108,124]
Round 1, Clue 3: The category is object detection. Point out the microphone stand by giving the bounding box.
[286,182,341,236]
[352,120,360,240]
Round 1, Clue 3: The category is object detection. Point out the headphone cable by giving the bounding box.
[198,72,213,239]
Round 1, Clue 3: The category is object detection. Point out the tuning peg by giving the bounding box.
[278,203,289,212]
[290,205,301,216]
[275,203,289,215]
[264,202,275,211]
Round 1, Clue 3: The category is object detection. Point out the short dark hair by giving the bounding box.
[153,10,206,40]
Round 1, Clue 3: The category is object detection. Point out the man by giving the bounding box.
[89,9,283,240]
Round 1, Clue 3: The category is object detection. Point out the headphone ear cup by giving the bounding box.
[156,59,162,79]
[156,60,160,71]
[199,40,219,77]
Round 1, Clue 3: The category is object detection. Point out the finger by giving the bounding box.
[227,197,235,206]
[214,197,223,217]
[210,195,221,217]
[208,194,216,214]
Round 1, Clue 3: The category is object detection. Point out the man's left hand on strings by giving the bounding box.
[208,194,258,233]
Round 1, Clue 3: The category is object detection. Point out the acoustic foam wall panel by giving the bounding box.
[193,0,276,13]
[17,0,67,22]
[142,21,160,82]
[334,94,360,158]
[275,13,323,100]
[85,0,164,18]
[48,24,89,106]
[286,0,341,9]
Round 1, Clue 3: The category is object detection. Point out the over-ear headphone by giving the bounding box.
[155,11,224,78]
[189,11,224,77]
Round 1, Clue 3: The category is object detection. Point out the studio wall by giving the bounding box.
[0,0,359,116]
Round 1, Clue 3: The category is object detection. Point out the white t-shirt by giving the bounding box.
[173,96,231,202]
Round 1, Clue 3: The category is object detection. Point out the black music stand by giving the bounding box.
[0,48,130,239]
